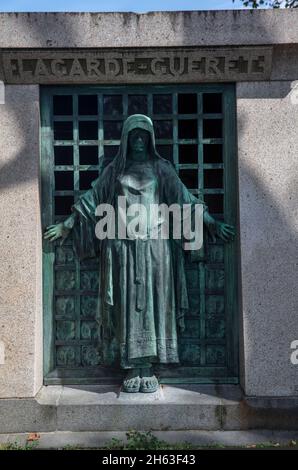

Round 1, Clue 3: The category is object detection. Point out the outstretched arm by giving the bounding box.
[161,161,235,243]
[44,163,113,260]
[44,212,78,243]
[203,211,235,243]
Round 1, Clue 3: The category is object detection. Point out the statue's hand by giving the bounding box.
[44,223,70,243]
[207,220,235,243]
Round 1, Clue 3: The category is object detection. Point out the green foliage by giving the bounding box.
[233,0,298,7]
[103,432,298,450]
[0,440,38,450]
[104,433,298,450]
[2,433,296,450]
[104,431,194,450]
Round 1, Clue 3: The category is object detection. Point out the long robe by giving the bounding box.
[71,115,206,369]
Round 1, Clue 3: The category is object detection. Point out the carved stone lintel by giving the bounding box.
[1,47,272,84]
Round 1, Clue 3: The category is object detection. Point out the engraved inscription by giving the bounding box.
[2,47,272,84]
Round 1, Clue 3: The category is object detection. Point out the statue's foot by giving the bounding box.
[122,368,141,393]
[140,368,159,393]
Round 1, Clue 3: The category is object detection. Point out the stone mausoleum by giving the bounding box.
[0,10,297,445]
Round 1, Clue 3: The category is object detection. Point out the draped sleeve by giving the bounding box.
[158,159,207,209]
[157,160,207,258]
[71,164,113,260]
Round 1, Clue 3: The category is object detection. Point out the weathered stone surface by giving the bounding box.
[0,11,297,49]
[0,399,56,433]
[1,429,298,449]
[272,45,298,81]
[0,52,4,83]
[0,85,42,398]
[57,403,218,431]
[56,385,221,431]
[223,401,298,431]
[236,80,298,397]
[1,47,272,84]
[1,386,298,433]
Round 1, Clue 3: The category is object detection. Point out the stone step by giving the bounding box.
[0,385,297,434]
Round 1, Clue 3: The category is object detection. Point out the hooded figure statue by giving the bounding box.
[44,114,235,393]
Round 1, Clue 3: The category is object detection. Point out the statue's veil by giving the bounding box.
[105,114,167,204]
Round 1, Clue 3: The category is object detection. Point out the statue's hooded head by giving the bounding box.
[113,114,165,177]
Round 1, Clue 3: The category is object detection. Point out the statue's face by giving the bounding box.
[128,128,150,154]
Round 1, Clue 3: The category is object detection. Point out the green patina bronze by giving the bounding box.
[44,113,235,393]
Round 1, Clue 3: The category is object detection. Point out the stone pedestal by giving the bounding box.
[0,385,297,435]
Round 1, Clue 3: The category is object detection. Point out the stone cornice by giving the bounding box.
[0,11,297,48]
